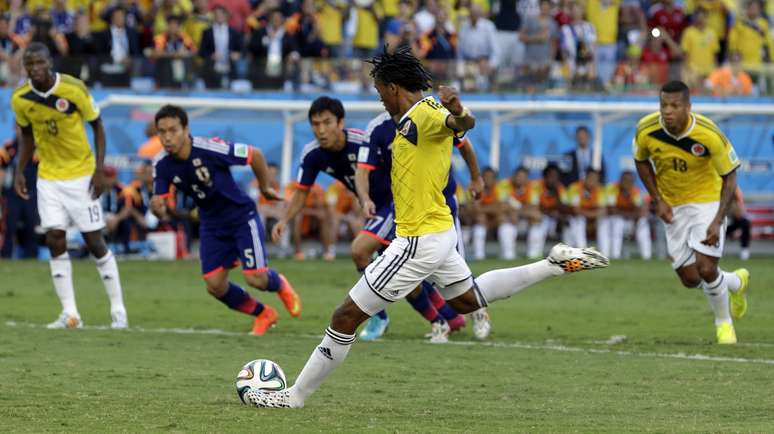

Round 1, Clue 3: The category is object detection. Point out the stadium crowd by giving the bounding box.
[0,0,771,93]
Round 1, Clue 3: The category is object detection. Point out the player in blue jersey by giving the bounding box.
[355,111,493,342]
[271,96,462,340]
[149,105,302,336]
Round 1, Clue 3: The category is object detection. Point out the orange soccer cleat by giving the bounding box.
[277,274,302,318]
[251,305,278,336]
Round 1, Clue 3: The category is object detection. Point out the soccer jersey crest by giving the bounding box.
[55,98,69,112]
[691,143,706,157]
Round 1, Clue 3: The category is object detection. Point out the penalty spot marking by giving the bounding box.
[5,321,774,366]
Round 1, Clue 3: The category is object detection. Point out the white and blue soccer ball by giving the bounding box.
[236,359,287,404]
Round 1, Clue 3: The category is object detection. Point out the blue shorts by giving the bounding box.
[200,216,269,278]
[360,202,395,246]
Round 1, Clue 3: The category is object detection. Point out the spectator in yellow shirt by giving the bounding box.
[679,7,719,87]
[586,0,619,87]
[317,0,347,57]
[728,0,773,73]
[353,2,380,58]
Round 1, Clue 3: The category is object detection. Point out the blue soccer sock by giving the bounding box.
[375,310,388,320]
[265,269,282,292]
[408,282,442,323]
[217,282,265,316]
[425,282,460,321]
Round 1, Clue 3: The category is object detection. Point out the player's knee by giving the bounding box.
[679,275,702,288]
[350,244,372,269]
[330,299,368,335]
[696,262,718,283]
[205,278,228,297]
[45,230,67,254]
[244,272,268,290]
[446,290,480,315]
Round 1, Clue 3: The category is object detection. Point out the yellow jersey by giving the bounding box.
[11,73,100,181]
[633,111,740,206]
[680,26,719,75]
[392,96,455,237]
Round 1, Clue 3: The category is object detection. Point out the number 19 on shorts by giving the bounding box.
[87,204,101,223]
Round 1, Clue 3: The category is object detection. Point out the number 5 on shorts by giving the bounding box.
[243,249,255,268]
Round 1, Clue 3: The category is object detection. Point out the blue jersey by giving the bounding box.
[153,136,257,228]
[361,112,462,205]
[296,128,393,208]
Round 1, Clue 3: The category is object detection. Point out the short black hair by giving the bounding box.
[543,162,560,177]
[308,96,345,121]
[482,166,497,176]
[368,44,432,92]
[24,41,51,58]
[513,166,528,175]
[661,80,690,100]
[268,162,279,169]
[575,125,590,135]
[155,104,188,128]
[166,14,183,25]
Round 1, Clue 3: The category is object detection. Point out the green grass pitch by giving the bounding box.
[1,258,773,433]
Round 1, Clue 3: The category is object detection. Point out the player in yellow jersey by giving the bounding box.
[247,46,608,409]
[633,80,749,344]
[10,43,128,330]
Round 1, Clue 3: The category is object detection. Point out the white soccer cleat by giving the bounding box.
[111,310,129,329]
[547,243,609,273]
[471,308,491,340]
[46,312,82,329]
[244,388,300,408]
[429,320,450,344]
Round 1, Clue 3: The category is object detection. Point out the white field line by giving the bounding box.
[6,321,774,366]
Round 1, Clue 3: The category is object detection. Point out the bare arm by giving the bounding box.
[271,187,309,243]
[13,125,35,200]
[89,118,107,199]
[457,139,483,200]
[635,159,672,223]
[439,85,476,132]
[702,169,737,246]
[355,167,375,218]
[249,147,282,201]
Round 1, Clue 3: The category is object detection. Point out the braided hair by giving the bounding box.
[367,45,433,92]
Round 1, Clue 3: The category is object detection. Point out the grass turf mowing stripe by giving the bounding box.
[7,320,774,366]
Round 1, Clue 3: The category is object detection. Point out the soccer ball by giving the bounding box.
[235,359,287,404]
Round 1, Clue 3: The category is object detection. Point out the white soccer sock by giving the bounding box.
[497,223,516,260]
[290,327,355,407]
[635,217,652,260]
[610,216,624,259]
[527,223,544,258]
[94,251,126,314]
[596,217,611,258]
[701,273,732,326]
[722,270,742,293]
[476,259,564,304]
[473,224,486,260]
[50,253,78,317]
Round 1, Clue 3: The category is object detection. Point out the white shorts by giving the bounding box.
[349,227,475,316]
[37,175,105,233]
[665,201,725,269]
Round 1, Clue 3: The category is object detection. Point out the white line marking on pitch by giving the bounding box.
[5,321,774,366]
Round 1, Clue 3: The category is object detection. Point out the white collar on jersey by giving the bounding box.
[398,95,434,124]
[659,113,695,141]
[29,72,61,99]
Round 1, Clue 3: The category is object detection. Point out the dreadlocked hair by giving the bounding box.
[367,45,433,92]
